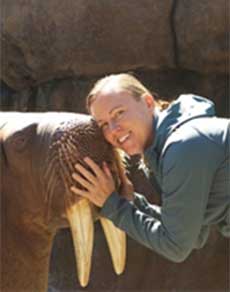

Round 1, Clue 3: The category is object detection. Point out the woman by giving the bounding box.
[70,73,230,262]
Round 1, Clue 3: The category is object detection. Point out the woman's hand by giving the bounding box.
[70,157,115,207]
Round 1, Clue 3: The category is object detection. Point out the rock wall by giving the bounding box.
[1,0,229,116]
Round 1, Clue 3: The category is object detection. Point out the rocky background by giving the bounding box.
[1,1,229,291]
[1,0,229,116]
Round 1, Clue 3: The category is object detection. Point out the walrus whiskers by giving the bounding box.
[43,118,127,287]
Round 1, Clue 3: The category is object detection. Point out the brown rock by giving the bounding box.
[2,69,228,117]
[1,0,174,90]
[175,0,228,73]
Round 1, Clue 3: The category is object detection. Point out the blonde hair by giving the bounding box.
[86,73,169,113]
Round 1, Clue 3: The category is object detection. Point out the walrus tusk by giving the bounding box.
[66,199,94,287]
[100,217,126,275]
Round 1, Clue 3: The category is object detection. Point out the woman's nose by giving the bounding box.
[109,121,121,133]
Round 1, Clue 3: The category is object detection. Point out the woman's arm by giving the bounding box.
[100,137,218,262]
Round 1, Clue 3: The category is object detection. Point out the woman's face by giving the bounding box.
[90,89,154,155]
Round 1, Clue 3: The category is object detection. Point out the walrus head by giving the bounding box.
[0,112,126,290]
[43,114,126,287]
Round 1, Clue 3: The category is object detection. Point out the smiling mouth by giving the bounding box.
[117,133,130,144]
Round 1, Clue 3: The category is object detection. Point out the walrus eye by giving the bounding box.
[6,124,36,152]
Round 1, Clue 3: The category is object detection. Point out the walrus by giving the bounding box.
[0,112,127,291]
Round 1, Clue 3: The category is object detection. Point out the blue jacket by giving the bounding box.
[100,94,230,262]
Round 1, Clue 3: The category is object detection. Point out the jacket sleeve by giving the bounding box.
[100,136,218,262]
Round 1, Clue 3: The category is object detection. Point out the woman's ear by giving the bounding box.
[143,94,155,110]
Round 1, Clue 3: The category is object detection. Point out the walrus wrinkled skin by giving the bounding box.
[0,112,127,291]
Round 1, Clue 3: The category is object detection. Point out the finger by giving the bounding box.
[72,173,93,190]
[103,161,112,178]
[74,163,97,184]
[70,185,90,199]
[84,157,104,177]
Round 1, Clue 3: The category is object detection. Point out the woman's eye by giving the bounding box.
[101,123,108,130]
[115,110,124,119]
